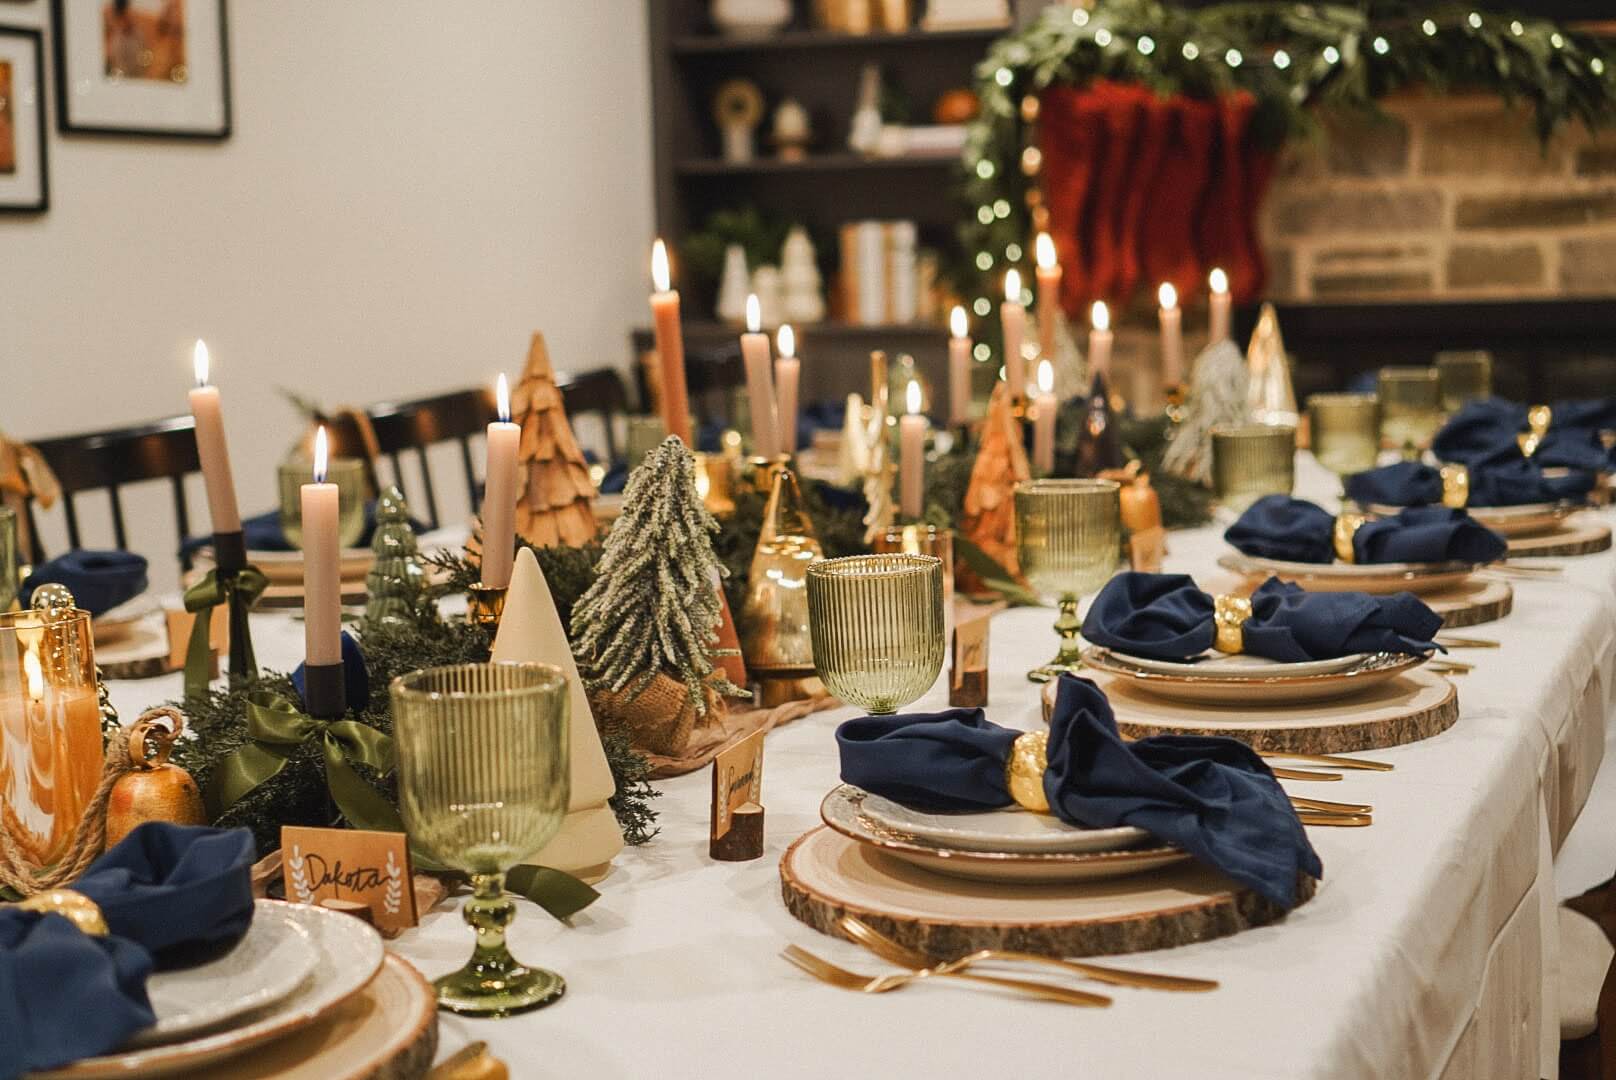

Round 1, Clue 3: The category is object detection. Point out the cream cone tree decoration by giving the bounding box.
[961,382,1030,580]
[490,547,624,882]
[1246,303,1298,428]
[512,332,599,548]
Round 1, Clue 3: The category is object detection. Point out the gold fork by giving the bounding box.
[1291,795,1373,814]
[1269,765,1343,782]
[782,944,1111,1006]
[838,915,1217,993]
[1261,750,1393,772]
[1436,635,1499,649]
[1296,809,1372,827]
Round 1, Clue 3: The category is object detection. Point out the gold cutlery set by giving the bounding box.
[1262,749,1389,823]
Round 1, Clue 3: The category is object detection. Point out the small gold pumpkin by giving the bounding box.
[105,708,207,847]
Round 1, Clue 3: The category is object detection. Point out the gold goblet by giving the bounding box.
[1014,479,1120,683]
[390,661,570,1016]
[805,553,944,715]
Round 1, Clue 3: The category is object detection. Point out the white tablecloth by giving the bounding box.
[103,457,1616,1080]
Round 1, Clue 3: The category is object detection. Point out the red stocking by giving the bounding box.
[1084,82,1148,306]
[1039,85,1106,318]
[1141,96,1219,304]
[1115,94,1174,305]
[1197,92,1256,301]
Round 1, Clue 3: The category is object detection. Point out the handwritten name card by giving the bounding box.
[281,825,417,933]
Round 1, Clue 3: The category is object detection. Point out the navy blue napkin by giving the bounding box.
[290,629,371,713]
[21,550,148,617]
[1344,455,1595,509]
[1434,398,1615,472]
[837,675,1320,907]
[1226,495,1507,565]
[1082,572,1443,663]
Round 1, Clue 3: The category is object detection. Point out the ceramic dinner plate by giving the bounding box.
[1217,551,1482,595]
[859,792,1150,854]
[1115,651,1366,679]
[821,785,1190,885]
[1366,501,1570,538]
[37,901,385,1080]
[1081,647,1427,706]
[128,902,318,1047]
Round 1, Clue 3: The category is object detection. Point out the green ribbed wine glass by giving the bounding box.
[1014,479,1121,683]
[391,662,569,1017]
[806,553,945,715]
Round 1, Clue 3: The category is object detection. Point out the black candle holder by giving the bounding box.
[302,661,347,720]
[211,529,258,688]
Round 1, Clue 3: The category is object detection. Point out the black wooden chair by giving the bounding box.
[365,388,496,529]
[558,367,631,463]
[24,415,202,568]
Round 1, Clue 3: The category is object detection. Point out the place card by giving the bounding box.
[950,614,988,707]
[1130,526,1167,573]
[281,825,417,933]
[710,729,765,860]
[164,604,228,675]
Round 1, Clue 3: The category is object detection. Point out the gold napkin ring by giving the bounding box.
[1518,404,1552,458]
[1214,594,1253,654]
[15,889,108,936]
[1439,464,1470,509]
[1006,731,1050,813]
[1333,512,1365,564]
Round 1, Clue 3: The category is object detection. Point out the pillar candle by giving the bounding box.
[1000,269,1027,399]
[1033,360,1056,474]
[775,324,799,456]
[1034,233,1062,362]
[480,373,520,589]
[301,427,341,668]
[948,305,971,427]
[899,381,925,520]
[186,339,242,535]
[1088,301,1113,378]
[649,239,693,445]
[1158,282,1184,387]
[1209,267,1231,344]
[740,294,780,458]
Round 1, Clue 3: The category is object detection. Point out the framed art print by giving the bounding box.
[0,26,47,212]
[52,0,230,138]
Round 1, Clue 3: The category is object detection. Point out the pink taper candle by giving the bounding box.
[301,427,341,667]
[1034,233,1062,362]
[948,305,971,426]
[1000,269,1027,401]
[899,381,926,520]
[1209,267,1232,343]
[649,240,693,445]
[186,339,242,535]
[1158,282,1184,386]
[1033,360,1057,474]
[740,294,781,458]
[775,324,800,456]
[479,373,520,589]
[1088,301,1113,378]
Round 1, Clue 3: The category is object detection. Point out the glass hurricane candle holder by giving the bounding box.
[0,508,17,612]
[277,456,367,550]
[1013,479,1121,683]
[1,602,104,866]
[1307,394,1381,478]
[805,554,944,715]
[391,661,570,1016]
[1211,425,1297,511]
[1435,351,1493,414]
[1378,367,1444,459]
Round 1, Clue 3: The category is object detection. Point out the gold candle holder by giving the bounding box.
[277,456,368,549]
[1308,394,1380,478]
[1377,366,1444,459]
[692,452,735,516]
[466,584,508,628]
[742,454,793,496]
[1013,479,1120,682]
[1210,425,1297,511]
[1435,350,1493,413]
[805,553,945,715]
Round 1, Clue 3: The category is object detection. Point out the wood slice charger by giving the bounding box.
[781,827,1315,960]
[1504,515,1613,559]
[1422,576,1513,629]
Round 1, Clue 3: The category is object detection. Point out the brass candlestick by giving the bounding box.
[467,584,508,628]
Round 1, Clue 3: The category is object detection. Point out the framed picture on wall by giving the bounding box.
[0,26,47,212]
[52,0,230,138]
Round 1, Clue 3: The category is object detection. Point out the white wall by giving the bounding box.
[1,1,653,585]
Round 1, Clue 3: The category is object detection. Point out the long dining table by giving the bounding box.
[104,453,1616,1079]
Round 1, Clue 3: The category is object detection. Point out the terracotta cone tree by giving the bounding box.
[961,382,1031,588]
[513,332,599,548]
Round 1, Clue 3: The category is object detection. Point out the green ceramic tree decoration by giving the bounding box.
[364,486,426,629]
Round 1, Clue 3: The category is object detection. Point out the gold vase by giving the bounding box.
[739,466,823,705]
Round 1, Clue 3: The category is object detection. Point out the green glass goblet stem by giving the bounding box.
[434,870,565,1017]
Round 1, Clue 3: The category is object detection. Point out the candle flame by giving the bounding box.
[1158,282,1178,310]
[1091,301,1110,331]
[950,305,967,339]
[313,425,328,484]
[193,339,210,387]
[1038,359,1054,395]
[496,372,511,422]
[745,293,761,334]
[906,380,922,416]
[1209,267,1229,294]
[1004,268,1021,303]
[1035,232,1057,270]
[22,647,43,703]
[777,324,795,359]
[651,238,671,293]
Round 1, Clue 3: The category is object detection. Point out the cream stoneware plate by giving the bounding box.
[822,786,1189,884]
[36,901,385,1080]
[128,903,317,1047]
[1081,648,1427,706]
[1218,552,1481,595]
[859,792,1150,854]
[1115,651,1366,679]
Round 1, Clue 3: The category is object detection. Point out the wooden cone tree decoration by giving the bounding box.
[961,382,1030,584]
[513,332,599,548]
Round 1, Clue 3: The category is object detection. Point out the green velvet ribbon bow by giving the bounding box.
[183,566,268,698]
[208,690,598,920]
